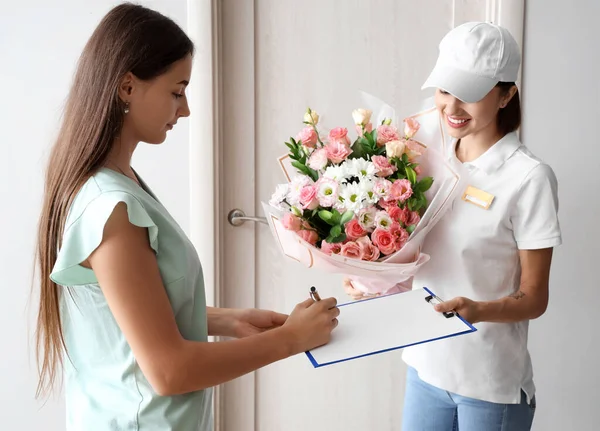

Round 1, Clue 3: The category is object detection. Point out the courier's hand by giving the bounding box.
[342,278,380,301]
[433,297,481,324]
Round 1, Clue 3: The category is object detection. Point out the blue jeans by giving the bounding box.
[402,367,536,431]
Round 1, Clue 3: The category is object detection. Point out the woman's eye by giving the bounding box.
[173,93,183,99]
[440,90,449,95]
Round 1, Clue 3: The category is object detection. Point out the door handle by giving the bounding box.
[227,208,268,227]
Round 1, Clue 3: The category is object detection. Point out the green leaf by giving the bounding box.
[332,233,347,243]
[407,224,416,234]
[406,166,417,184]
[318,210,334,224]
[350,138,368,159]
[419,193,428,209]
[340,211,353,225]
[402,153,409,164]
[291,160,307,172]
[330,225,342,238]
[418,176,434,192]
[331,209,342,225]
[326,233,347,244]
[407,199,415,211]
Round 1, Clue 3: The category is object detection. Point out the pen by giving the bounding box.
[310,286,322,302]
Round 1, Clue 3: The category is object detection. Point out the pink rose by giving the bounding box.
[376,125,400,147]
[308,148,329,171]
[282,213,302,231]
[328,127,351,146]
[407,211,421,227]
[341,241,364,260]
[299,185,319,210]
[355,122,373,137]
[296,126,318,148]
[320,240,342,255]
[389,179,413,203]
[356,236,380,261]
[325,141,352,164]
[404,139,424,160]
[403,117,420,139]
[372,155,397,177]
[378,197,398,211]
[345,218,367,241]
[397,207,411,225]
[390,224,409,249]
[371,228,397,255]
[297,229,319,245]
[387,206,403,223]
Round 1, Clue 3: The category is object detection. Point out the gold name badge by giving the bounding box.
[462,186,495,210]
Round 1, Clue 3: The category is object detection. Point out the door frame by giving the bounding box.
[187,1,525,429]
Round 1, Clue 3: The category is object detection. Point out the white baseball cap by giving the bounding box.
[422,22,521,103]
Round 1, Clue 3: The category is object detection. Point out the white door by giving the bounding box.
[216,1,523,430]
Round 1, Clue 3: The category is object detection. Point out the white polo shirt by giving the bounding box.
[402,131,562,404]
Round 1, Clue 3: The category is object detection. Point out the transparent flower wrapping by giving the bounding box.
[263,93,468,296]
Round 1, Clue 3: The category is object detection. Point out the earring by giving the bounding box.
[124,102,130,114]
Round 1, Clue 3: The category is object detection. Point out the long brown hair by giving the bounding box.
[35,3,193,398]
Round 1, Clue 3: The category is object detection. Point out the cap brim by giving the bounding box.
[422,65,498,103]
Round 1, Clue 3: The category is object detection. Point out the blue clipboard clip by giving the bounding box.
[424,293,455,318]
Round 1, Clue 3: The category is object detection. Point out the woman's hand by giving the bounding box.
[433,297,482,324]
[230,308,288,338]
[208,307,288,338]
[281,297,340,354]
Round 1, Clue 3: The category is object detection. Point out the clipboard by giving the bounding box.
[306,287,476,368]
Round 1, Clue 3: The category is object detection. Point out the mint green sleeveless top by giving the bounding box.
[50,167,212,431]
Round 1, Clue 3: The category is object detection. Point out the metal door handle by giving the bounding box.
[227,208,268,227]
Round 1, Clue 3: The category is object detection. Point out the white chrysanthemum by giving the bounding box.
[287,175,313,206]
[323,165,348,182]
[339,182,367,213]
[269,183,290,210]
[359,178,378,205]
[345,158,377,179]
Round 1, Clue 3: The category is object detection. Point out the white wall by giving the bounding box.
[522,0,599,429]
[2,0,598,429]
[0,1,189,429]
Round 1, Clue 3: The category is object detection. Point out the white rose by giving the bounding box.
[385,140,406,159]
[352,109,372,126]
[303,108,319,126]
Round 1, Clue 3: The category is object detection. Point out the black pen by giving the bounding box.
[310,286,322,302]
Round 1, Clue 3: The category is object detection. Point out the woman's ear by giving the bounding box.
[500,85,518,108]
[118,72,136,102]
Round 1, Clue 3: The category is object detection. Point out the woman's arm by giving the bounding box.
[88,203,338,396]
[206,306,289,338]
[434,248,553,324]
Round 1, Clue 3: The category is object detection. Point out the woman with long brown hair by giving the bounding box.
[35,4,339,430]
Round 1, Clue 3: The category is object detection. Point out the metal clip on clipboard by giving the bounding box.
[424,293,455,318]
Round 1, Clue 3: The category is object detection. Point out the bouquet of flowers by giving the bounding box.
[263,94,468,298]
[269,108,432,262]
